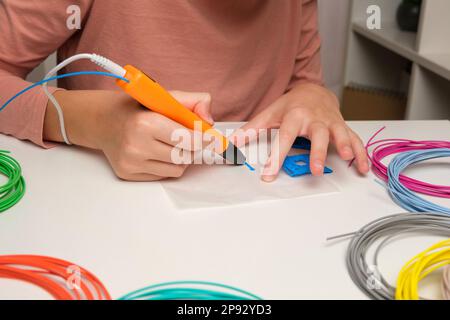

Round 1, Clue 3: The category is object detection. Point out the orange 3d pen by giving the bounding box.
[116,65,246,165]
[27,53,246,165]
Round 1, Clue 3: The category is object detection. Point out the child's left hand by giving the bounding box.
[232,83,369,182]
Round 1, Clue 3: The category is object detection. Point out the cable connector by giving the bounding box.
[90,54,127,78]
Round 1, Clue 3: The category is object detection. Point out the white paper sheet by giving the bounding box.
[160,123,340,210]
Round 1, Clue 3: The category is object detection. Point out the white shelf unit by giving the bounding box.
[344,0,450,120]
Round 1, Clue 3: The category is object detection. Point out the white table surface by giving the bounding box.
[0,120,449,300]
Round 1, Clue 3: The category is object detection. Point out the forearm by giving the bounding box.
[44,89,156,152]
[0,70,58,147]
[43,90,107,149]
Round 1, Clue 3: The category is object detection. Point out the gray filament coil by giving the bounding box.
[327,212,450,300]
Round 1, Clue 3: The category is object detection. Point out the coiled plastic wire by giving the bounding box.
[327,212,450,300]
[366,126,450,198]
[0,150,25,212]
[0,255,111,300]
[119,281,262,300]
[386,149,450,214]
[396,239,450,300]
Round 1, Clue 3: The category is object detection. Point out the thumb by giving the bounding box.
[169,90,214,125]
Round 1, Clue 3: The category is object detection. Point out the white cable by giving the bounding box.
[42,54,90,144]
[42,53,126,145]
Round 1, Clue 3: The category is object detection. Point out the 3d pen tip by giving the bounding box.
[221,143,246,165]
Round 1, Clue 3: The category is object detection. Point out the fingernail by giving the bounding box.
[313,161,324,175]
[362,161,370,173]
[262,165,276,180]
[313,160,323,170]
[261,175,276,182]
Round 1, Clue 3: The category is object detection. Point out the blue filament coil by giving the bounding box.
[385,148,450,214]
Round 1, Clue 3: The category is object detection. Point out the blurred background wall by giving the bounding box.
[318,0,351,99]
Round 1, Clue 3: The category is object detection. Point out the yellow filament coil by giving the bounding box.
[396,239,450,300]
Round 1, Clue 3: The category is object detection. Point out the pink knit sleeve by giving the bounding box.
[0,0,92,147]
[288,0,324,90]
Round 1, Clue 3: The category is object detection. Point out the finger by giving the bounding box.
[229,113,272,148]
[331,124,354,160]
[240,98,287,132]
[262,113,302,182]
[117,172,163,182]
[229,126,260,148]
[140,160,189,178]
[239,108,274,132]
[309,122,330,176]
[230,99,284,147]
[149,113,201,151]
[170,91,214,124]
[146,141,194,164]
[349,130,369,174]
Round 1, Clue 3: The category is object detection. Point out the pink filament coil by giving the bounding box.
[365,127,450,199]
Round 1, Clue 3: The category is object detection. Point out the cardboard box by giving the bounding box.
[342,84,407,120]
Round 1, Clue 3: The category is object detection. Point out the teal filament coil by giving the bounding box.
[119,281,262,300]
[0,150,25,212]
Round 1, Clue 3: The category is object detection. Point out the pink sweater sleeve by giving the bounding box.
[0,0,92,147]
[288,0,324,90]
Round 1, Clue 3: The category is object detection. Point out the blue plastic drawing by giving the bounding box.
[245,136,333,177]
[292,137,311,150]
[282,153,333,177]
[244,162,255,171]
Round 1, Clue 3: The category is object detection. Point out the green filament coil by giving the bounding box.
[0,150,25,213]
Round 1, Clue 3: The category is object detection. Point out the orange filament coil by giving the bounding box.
[0,255,111,300]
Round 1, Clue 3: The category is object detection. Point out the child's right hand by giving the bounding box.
[44,90,213,181]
